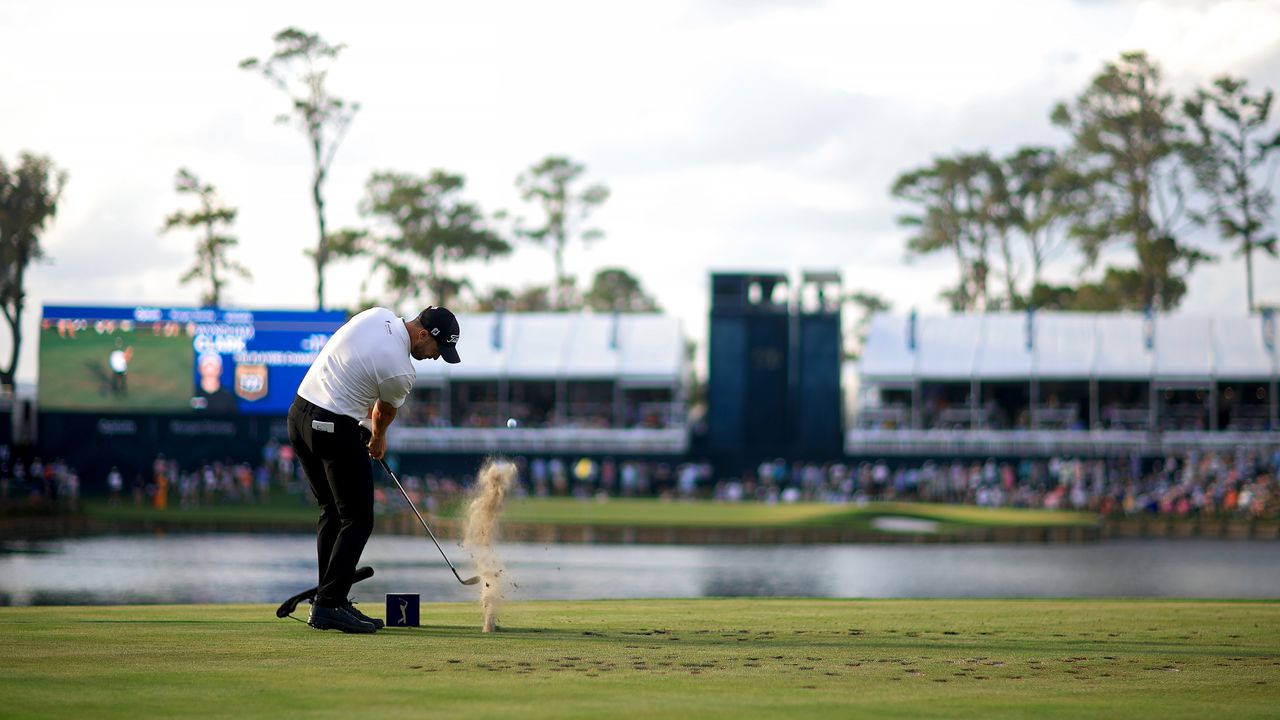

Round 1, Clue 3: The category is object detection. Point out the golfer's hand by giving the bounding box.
[367,431,387,460]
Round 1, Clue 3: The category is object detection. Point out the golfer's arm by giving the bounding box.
[370,400,398,437]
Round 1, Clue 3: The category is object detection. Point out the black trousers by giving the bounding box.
[287,395,374,608]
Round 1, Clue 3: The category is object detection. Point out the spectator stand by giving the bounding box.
[853,311,1280,457]
[388,311,690,456]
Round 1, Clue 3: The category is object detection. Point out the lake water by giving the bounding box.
[1,534,1277,606]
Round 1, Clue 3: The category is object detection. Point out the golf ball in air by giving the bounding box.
[506,418,518,429]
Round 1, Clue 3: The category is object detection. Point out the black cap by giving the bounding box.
[417,306,461,364]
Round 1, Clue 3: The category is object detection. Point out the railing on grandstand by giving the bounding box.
[1228,406,1272,431]
[401,400,686,431]
[858,404,1156,431]
[845,428,1280,456]
[387,425,690,454]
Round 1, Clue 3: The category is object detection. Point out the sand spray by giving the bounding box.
[462,458,515,632]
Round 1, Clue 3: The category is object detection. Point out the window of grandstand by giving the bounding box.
[565,380,613,428]
[1157,386,1212,431]
[451,380,503,428]
[1219,381,1270,431]
[980,381,1031,430]
[1035,381,1089,430]
[921,382,976,429]
[401,387,447,427]
[854,386,910,430]
[620,387,680,429]
[1098,381,1149,430]
[509,380,556,428]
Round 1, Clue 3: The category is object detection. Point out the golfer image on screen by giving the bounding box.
[108,338,132,396]
[288,305,460,633]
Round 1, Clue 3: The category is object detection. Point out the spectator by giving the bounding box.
[107,467,123,507]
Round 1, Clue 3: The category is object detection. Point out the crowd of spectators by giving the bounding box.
[0,440,312,513]
[380,449,1278,521]
[0,447,81,510]
[698,450,1278,519]
[3,437,1276,522]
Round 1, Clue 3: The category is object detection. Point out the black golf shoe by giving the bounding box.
[345,600,385,629]
[307,603,377,633]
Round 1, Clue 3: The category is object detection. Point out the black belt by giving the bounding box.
[292,396,359,428]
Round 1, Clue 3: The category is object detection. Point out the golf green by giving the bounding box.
[1,599,1275,718]
[80,497,1098,534]
[490,498,1098,530]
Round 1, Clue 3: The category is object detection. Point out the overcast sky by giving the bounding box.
[4,0,1280,384]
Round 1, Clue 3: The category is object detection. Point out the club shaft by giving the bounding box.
[378,458,467,581]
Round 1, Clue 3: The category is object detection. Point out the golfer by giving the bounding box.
[288,306,460,633]
[108,338,131,395]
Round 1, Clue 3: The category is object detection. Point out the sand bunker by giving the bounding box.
[870,516,940,534]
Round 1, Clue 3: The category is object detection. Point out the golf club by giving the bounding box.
[275,565,374,618]
[377,457,480,586]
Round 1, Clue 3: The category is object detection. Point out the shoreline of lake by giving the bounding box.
[2,511,1277,544]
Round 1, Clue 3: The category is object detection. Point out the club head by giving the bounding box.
[461,575,481,586]
[276,598,300,618]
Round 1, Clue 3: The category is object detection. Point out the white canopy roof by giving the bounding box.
[860,312,1279,382]
[1212,316,1277,379]
[858,314,915,382]
[1034,313,1097,377]
[1154,316,1213,379]
[974,314,1033,378]
[915,315,983,379]
[1091,313,1151,378]
[412,312,685,384]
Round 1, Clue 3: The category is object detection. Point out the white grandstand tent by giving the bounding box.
[410,312,686,383]
[390,312,690,455]
[853,311,1280,456]
[861,311,1279,385]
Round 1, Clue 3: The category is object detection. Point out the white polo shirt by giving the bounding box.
[296,307,416,420]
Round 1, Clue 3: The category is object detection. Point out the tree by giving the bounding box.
[1051,51,1208,311]
[241,27,359,310]
[891,152,1007,311]
[515,156,610,310]
[1026,267,1151,312]
[584,268,660,312]
[161,168,250,307]
[846,290,891,359]
[470,286,515,312]
[0,153,65,389]
[1183,76,1280,312]
[510,286,555,312]
[359,170,510,308]
[1001,146,1091,292]
[471,285,554,312]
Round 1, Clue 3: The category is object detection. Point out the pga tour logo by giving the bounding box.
[235,364,268,402]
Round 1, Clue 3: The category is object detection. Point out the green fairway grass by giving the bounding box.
[38,327,194,411]
[79,496,1097,535]
[0,599,1275,719]
[81,495,321,527]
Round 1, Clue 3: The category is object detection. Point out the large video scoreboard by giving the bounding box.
[39,305,346,415]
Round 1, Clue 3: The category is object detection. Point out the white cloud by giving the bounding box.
[3,0,1280,386]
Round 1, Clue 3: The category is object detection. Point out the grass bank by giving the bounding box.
[1,599,1275,719]
[74,496,1097,535]
[491,497,1097,530]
